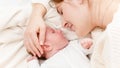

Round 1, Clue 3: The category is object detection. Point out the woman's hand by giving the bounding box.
[24,3,47,57]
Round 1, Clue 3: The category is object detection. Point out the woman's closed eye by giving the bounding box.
[59,8,63,15]
[57,7,63,15]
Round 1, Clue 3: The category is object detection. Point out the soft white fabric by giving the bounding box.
[0,0,32,68]
[91,4,120,68]
[28,59,40,68]
[28,40,90,68]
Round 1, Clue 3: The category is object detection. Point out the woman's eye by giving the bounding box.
[57,8,63,15]
[60,11,63,15]
[57,10,63,15]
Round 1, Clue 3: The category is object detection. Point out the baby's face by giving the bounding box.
[44,27,66,46]
[42,27,68,59]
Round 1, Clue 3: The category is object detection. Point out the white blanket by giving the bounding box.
[0,0,32,68]
[91,4,120,68]
[28,40,90,68]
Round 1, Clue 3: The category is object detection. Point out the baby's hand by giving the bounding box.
[80,38,93,49]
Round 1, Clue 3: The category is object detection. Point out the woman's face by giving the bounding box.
[56,0,91,37]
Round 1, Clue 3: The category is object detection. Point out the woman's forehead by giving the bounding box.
[56,1,69,9]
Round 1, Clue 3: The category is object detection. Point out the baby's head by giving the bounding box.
[42,27,68,59]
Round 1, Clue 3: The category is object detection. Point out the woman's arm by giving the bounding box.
[24,3,47,57]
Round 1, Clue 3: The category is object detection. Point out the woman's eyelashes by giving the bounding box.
[59,8,63,15]
[59,9,63,15]
[57,7,63,15]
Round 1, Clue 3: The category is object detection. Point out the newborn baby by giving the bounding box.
[27,27,92,68]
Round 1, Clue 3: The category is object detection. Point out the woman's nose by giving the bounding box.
[62,19,68,28]
[62,19,72,29]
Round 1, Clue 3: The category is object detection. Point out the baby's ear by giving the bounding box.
[43,45,53,52]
